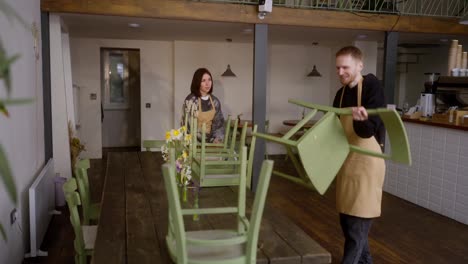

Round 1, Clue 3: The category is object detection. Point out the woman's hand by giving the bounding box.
[213,138,222,144]
[351,106,368,121]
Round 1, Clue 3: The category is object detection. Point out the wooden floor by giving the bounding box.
[24,150,468,264]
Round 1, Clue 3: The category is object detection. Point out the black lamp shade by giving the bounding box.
[221,64,237,77]
[307,65,322,77]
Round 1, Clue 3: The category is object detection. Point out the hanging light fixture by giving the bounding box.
[307,42,321,77]
[307,65,322,77]
[221,64,237,77]
[221,38,237,77]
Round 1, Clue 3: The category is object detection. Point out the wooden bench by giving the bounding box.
[92,151,331,263]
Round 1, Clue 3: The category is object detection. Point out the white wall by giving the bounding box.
[70,38,173,158]
[69,36,377,156]
[354,40,378,76]
[0,0,44,263]
[50,15,72,179]
[267,44,332,154]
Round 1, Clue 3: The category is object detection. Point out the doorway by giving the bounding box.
[101,48,141,147]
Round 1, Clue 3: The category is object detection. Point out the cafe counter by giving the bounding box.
[383,118,468,225]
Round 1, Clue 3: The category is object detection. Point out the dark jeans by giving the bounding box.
[340,213,373,264]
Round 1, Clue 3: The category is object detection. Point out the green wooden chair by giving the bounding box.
[142,139,165,151]
[190,115,238,157]
[185,113,234,153]
[253,99,412,195]
[74,159,101,225]
[63,178,97,264]
[163,147,274,264]
[191,123,255,187]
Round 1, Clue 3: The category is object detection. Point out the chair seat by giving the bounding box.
[83,225,98,250]
[167,230,246,262]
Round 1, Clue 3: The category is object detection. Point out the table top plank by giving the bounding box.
[224,187,301,264]
[93,153,126,264]
[94,151,330,264]
[125,152,162,264]
[207,186,270,264]
[139,152,172,263]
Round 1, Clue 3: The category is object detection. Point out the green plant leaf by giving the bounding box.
[0,98,33,117]
[0,103,8,117]
[0,145,17,204]
[0,51,20,95]
[0,223,5,241]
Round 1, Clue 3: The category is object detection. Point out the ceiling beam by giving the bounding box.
[41,0,468,35]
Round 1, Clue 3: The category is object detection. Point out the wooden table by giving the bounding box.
[231,119,253,128]
[93,151,331,264]
[282,119,316,128]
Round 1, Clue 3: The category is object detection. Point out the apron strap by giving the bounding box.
[339,77,363,108]
[198,95,215,112]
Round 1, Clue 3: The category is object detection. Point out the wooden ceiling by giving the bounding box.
[41,0,468,35]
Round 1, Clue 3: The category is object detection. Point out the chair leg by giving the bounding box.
[76,254,86,264]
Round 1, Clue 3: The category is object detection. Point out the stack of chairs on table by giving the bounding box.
[190,114,258,188]
[163,146,274,264]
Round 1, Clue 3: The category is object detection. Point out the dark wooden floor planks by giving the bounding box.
[27,151,468,264]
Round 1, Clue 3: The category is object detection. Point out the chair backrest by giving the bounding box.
[63,179,86,254]
[74,159,93,225]
[162,147,274,264]
[190,115,237,153]
[142,139,165,151]
[245,159,274,263]
[163,168,187,263]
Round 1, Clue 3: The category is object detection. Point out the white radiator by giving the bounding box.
[25,158,59,258]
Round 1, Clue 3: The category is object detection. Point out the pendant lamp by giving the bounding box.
[307,65,322,77]
[221,38,237,77]
[221,64,237,77]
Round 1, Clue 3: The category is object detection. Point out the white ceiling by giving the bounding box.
[60,13,468,46]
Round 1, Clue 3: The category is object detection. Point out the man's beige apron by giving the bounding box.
[336,79,385,218]
[197,96,216,134]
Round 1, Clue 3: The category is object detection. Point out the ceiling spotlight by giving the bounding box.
[356,34,368,40]
[242,28,253,34]
[128,23,141,28]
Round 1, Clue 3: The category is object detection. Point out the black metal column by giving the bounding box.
[41,12,53,162]
[251,24,268,191]
[383,31,399,104]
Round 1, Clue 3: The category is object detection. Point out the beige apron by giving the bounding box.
[197,96,216,134]
[336,79,385,218]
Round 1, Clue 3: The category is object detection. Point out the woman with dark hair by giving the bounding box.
[182,68,225,143]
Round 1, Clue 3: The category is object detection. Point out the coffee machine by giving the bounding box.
[420,72,439,117]
[420,93,435,117]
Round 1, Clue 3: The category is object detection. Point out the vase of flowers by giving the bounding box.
[68,121,85,171]
[161,126,192,202]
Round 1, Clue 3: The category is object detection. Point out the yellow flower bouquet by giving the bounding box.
[161,126,193,201]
